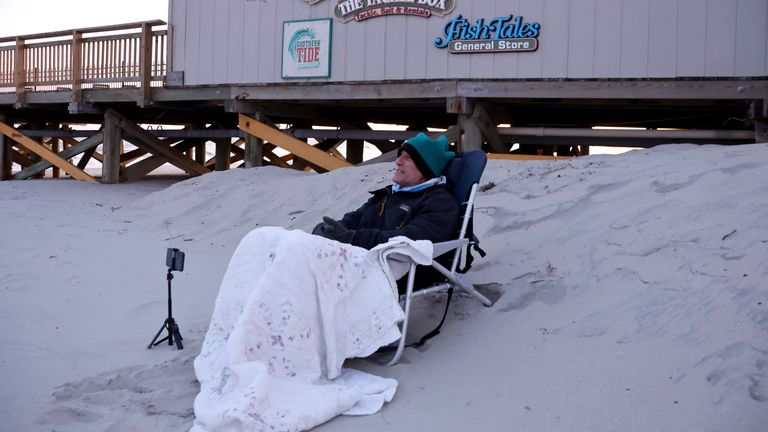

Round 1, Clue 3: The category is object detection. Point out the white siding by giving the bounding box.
[517,0,544,78]
[567,0,595,78]
[541,0,570,78]
[226,0,245,83]
[705,0,737,76]
[621,0,650,77]
[405,13,429,80]
[594,0,622,78]
[197,0,215,84]
[170,0,768,86]
[492,0,521,79]
[677,0,707,76]
[648,0,678,78]
[425,9,448,79]
[469,0,495,79]
[735,0,768,75]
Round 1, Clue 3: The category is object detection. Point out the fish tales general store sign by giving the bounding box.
[334,0,456,22]
[435,14,541,54]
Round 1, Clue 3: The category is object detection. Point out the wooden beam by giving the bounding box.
[756,120,767,143]
[346,139,363,164]
[47,138,60,178]
[12,147,35,167]
[138,23,152,107]
[472,103,507,153]
[0,20,166,43]
[103,114,122,184]
[0,115,10,180]
[194,141,206,165]
[459,115,482,152]
[120,139,197,182]
[0,122,95,181]
[214,138,230,171]
[104,109,209,176]
[263,148,291,168]
[433,125,461,144]
[71,31,83,105]
[14,131,104,180]
[77,147,101,170]
[120,146,149,164]
[238,114,352,171]
[244,133,263,168]
[14,38,26,108]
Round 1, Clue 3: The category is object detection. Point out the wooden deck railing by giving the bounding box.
[0,20,166,107]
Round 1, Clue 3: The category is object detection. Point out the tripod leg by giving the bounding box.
[148,319,170,349]
[173,325,184,350]
[169,318,184,350]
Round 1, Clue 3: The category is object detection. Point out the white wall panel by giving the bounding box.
[226,0,245,83]
[677,0,707,76]
[567,0,596,78]
[342,13,366,81]
[517,0,544,78]
[275,2,296,82]
[240,1,260,84]
[541,0,570,78]
[621,0,650,77]
[705,0,737,76]
[169,0,186,73]
[364,18,386,81]
[212,1,229,84]
[594,0,622,78]
[445,10,470,79]
[257,1,278,82]
[170,0,768,86]
[647,0,678,77]
[491,0,521,79]
[197,0,216,84]
[327,3,346,81]
[734,0,768,75]
[469,1,495,79]
[425,8,449,79]
[384,16,408,80]
[182,0,200,85]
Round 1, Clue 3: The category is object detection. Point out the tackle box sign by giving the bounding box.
[435,14,541,54]
[333,0,456,22]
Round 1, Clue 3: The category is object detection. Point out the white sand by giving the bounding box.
[1,143,766,431]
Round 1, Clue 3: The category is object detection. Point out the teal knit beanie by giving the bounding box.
[399,133,455,179]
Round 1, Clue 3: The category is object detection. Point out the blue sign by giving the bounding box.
[435,14,541,53]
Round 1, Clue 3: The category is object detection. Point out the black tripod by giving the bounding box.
[148,269,184,350]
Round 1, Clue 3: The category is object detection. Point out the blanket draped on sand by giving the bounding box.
[192,227,432,432]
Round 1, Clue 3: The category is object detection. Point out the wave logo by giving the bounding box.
[288,28,322,69]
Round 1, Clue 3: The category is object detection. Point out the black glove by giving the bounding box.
[313,216,355,244]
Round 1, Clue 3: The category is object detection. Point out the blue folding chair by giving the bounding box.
[385,150,491,365]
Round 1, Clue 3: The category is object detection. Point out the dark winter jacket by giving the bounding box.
[340,184,459,250]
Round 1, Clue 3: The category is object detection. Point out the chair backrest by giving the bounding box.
[443,150,487,207]
[442,150,487,273]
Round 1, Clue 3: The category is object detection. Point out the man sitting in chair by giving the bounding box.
[192,133,461,432]
[313,132,459,251]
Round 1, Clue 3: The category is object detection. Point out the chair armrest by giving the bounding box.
[386,239,468,263]
[432,238,468,257]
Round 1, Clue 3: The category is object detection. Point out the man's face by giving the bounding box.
[392,150,427,187]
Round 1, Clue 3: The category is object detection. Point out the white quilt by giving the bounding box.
[191,227,432,432]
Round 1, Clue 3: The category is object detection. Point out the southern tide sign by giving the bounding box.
[281,19,333,79]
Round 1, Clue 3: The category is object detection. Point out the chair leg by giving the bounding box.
[386,262,417,366]
[430,261,493,307]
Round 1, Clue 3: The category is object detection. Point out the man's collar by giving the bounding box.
[391,176,446,193]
